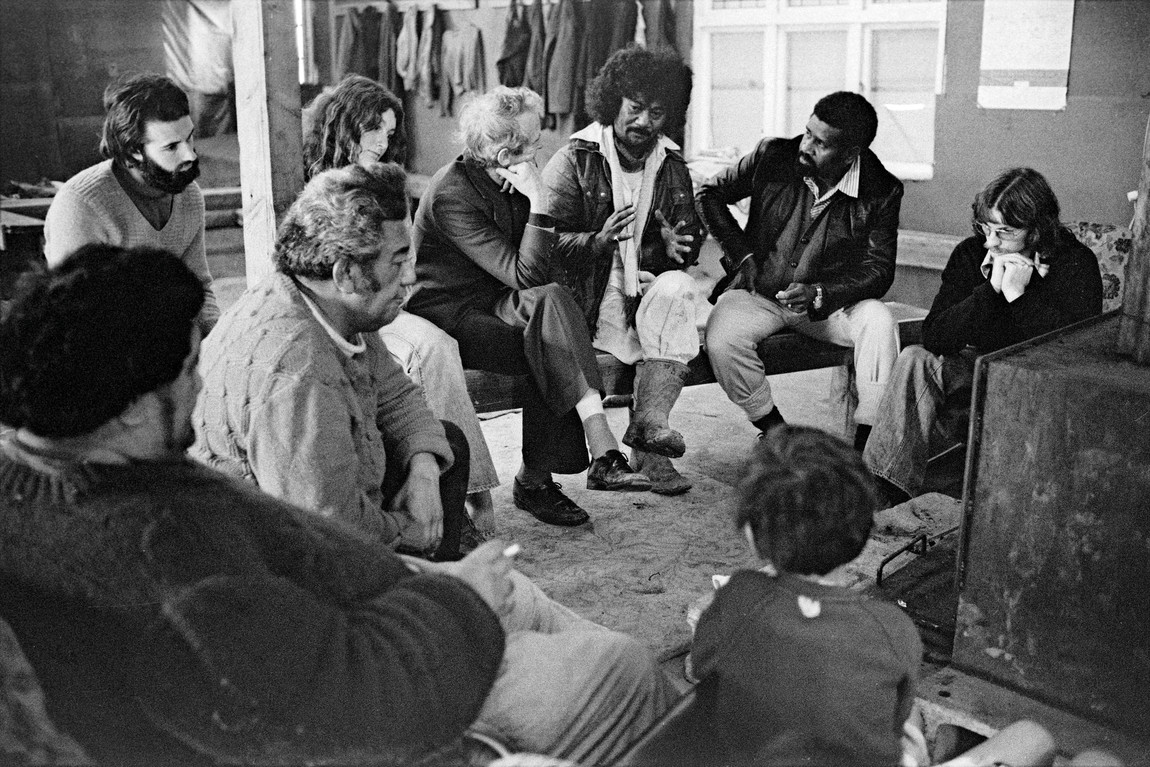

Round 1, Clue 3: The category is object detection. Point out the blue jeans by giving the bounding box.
[862,345,975,497]
[380,310,500,501]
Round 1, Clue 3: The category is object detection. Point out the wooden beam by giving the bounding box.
[231,0,304,285]
[1117,111,1150,364]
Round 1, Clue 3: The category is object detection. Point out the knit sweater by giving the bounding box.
[922,231,1103,357]
[43,160,220,335]
[0,440,504,765]
[691,570,921,766]
[192,273,453,547]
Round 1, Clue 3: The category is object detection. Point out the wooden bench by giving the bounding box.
[464,301,928,414]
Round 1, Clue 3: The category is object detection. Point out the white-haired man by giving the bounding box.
[406,86,651,528]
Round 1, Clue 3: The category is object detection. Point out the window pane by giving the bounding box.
[710,32,765,153]
[713,0,769,8]
[870,27,937,166]
[785,30,847,137]
[788,0,847,6]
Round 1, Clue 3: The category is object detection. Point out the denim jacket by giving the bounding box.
[543,126,705,335]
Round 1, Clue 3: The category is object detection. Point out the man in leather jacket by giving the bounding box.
[543,46,706,495]
[698,91,903,450]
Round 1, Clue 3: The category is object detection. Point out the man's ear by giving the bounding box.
[494,147,511,168]
[332,257,360,294]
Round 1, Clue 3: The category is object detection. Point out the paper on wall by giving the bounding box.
[977,0,1075,111]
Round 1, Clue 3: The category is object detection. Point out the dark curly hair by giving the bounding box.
[302,75,407,180]
[735,425,877,575]
[99,73,190,168]
[585,45,692,138]
[812,91,878,150]
[972,167,1069,256]
[274,162,409,280]
[0,244,204,438]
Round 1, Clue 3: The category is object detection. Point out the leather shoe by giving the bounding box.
[586,449,652,491]
[513,479,590,526]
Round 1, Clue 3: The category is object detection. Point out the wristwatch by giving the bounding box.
[812,284,824,310]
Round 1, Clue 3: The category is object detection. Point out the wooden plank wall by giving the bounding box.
[0,0,169,184]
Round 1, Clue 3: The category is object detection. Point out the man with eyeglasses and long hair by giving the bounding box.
[864,167,1102,508]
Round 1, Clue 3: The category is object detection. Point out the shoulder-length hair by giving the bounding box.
[972,167,1067,255]
[585,45,692,138]
[303,75,407,180]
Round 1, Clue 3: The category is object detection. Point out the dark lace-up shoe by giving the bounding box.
[586,449,652,491]
[513,479,590,526]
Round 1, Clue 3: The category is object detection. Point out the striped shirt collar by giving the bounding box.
[803,153,861,204]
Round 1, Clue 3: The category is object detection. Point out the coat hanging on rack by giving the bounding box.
[523,0,547,99]
[396,5,420,92]
[497,0,532,87]
[377,0,402,94]
[416,5,443,106]
[648,0,678,53]
[545,0,581,117]
[336,7,384,82]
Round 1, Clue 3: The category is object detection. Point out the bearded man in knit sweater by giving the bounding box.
[43,73,219,336]
[0,242,675,765]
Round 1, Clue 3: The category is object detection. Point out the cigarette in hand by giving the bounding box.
[503,543,521,558]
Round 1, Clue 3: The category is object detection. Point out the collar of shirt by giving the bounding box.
[802,153,861,206]
[298,286,367,357]
[569,121,679,155]
[979,252,1051,279]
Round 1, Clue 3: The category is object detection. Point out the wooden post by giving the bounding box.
[231,0,304,286]
[1117,112,1150,364]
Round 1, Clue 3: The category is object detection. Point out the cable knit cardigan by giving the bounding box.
[192,272,453,547]
[0,444,504,765]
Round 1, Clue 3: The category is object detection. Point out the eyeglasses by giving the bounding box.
[976,222,1027,242]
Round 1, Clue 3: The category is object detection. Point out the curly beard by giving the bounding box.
[138,155,200,194]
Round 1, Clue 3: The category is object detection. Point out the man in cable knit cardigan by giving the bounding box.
[43,73,219,336]
[192,163,678,762]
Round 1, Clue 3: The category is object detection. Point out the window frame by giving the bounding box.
[692,0,946,180]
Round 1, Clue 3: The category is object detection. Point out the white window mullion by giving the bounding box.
[691,25,712,152]
[763,23,781,138]
[846,23,864,92]
[772,26,789,137]
[858,24,874,97]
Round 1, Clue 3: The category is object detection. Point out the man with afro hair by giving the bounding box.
[543,45,706,495]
